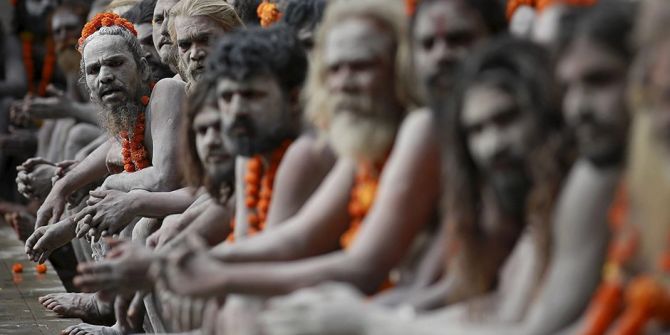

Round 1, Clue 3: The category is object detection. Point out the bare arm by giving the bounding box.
[517,160,617,335]
[265,135,336,228]
[187,111,440,296]
[169,197,234,247]
[129,187,198,218]
[0,35,27,98]
[101,79,185,192]
[211,158,355,262]
[35,139,111,227]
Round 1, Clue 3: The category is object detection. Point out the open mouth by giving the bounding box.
[100,87,123,99]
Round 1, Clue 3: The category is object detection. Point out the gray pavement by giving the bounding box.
[0,223,80,334]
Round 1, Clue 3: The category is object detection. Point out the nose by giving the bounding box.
[160,17,170,37]
[204,127,222,148]
[99,66,114,84]
[228,94,248,119]
[478,126,505,166]
[330,66,359,94]
[190,45,206,62]
[564,86,592,125]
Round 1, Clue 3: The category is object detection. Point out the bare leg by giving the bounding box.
[64,123,102,160]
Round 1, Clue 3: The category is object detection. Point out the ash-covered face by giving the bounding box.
[194,104,234,187]
[413,0,488,99]
[174,15,226,85]
[462,84,534,211]
[323,17,401,162]
[52,9,84,74]
[558,37,629,167]
[152,0,180,68]
[136,22,173,81]
[217,74,291,157]
[83,35,144,133]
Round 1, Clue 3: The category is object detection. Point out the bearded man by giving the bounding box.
[168,0,244,91]
[151,0,180,77]
[153,0,436,304]
[124,0,174,81]
[24,12,187,329]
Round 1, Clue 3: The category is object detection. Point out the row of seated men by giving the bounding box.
[2,0,670,334]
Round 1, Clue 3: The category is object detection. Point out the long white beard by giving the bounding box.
[328,111,398,163]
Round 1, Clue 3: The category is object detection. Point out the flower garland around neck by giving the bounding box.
[340,159,387,249]
[579,182,670,335]
[226,140,293,243]
[120,93,151,172]
[20,32,56,97]
[257,0,281,28]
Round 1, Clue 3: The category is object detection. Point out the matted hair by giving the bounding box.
[304,0,419,130]
[168,0,244,41]
[440,36,568,298]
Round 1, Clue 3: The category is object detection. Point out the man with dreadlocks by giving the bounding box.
[21,12,187,333]
[260,36,569,335]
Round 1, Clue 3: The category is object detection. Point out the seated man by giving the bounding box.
[123,0,175,82]
[23,12,186,327]
[260,36,571,334]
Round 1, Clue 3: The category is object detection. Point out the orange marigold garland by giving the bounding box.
[227,140,293,243]
[406,0,419,16]
[78,12,137,52]
[20,32,56,97]
[340,161,385,249]
[257,0,281,28]
[579,183,670,335]
[506,0,536,20]
[120,95,151,172]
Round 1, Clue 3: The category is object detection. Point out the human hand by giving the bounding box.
[146,217,184,250]
[34,182,69,228]
[74,239,155,294]
[16,162,57,201]
[22,86,73,120]
[25,218,76,263]
[74,189,137,239]
[155,235,219,297]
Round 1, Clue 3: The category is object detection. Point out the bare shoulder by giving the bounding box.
[153,77,186,93]
[396,108,437,151]
[284,135,333,167]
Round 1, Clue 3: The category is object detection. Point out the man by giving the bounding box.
[151,0,180,76]
[153,0,430,299]
[350,5,634,333]
[124,0,174,81]
[260,36,568,335]
[169,0,243,90]
[24,12,186,329]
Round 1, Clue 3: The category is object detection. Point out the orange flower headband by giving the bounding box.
[257,0,281,28]
[78,12,137,52]
[507,0,597,20]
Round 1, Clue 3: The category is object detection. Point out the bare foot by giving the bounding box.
[39,292,114,325]
[61,323,122,335]
[5,211,35,242]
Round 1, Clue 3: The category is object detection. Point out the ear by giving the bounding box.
[139,57,151,83]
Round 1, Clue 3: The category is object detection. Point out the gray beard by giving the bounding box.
[96,101,142,136]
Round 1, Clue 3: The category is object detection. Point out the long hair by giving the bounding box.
[304,0,419,130]
[440,36,568,297]
[168,0,244,41]
[179,78,231,200]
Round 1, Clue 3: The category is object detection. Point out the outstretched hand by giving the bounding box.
[154,235,220,298]
[74,238,155,294]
